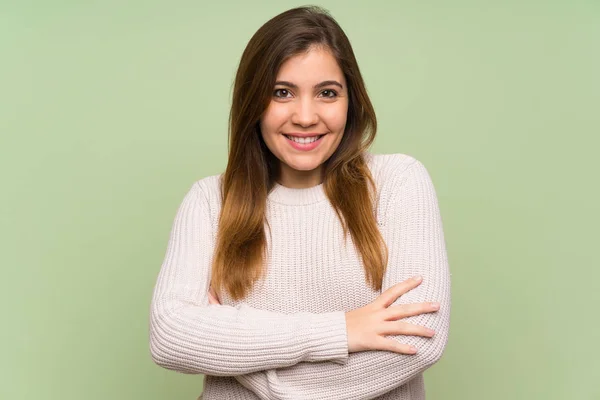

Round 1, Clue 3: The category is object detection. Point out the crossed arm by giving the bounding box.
[149,160,451,399]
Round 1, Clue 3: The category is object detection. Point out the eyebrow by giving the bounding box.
[274,80,344,90]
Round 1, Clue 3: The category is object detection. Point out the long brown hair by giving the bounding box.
[211,5,388,301]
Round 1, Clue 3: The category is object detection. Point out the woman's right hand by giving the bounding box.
[345,276,440,354]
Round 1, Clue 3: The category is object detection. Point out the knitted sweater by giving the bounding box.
[149,152,451,400]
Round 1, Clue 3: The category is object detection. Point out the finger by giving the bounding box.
[208,292,218,305]
[379,321,435,338]
[373,336,418,355]
[375,276,422,308]
[209,285,221,302]
[384,301,440,320]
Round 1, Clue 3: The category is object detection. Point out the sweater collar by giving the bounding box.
[267,181,327,206]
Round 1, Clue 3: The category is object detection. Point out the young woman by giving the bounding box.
[149,5,451,400]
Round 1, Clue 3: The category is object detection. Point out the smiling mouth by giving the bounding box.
[283,134,325,143]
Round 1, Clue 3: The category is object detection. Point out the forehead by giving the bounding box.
[276,46,345,85]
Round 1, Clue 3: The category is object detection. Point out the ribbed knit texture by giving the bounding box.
[149,152,451,400]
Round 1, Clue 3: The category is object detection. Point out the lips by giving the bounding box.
[283,134,325,141]
[284,133,325,151]
[283,133,326,138]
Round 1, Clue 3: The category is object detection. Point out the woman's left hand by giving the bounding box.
[208,286,221,305]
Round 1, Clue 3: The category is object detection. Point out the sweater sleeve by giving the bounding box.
[148,180,349,377]
[232,159,452,400]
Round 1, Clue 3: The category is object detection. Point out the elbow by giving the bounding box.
[148,317,189,373]
[420,345,445,368]
[148,328,175,371]
[148,302,241,376]
[148,331,177,372]
[148,304,205,375]
[420,301,451,367]
[419,332,449,368]
[149,340,198,375]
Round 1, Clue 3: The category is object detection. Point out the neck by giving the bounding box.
[277,163,324,188]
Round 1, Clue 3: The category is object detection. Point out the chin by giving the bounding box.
[285,160,321,171]
[281,153,322,169]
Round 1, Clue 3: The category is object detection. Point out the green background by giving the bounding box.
[2,1,598,399]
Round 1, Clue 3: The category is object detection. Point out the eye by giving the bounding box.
[273,89,292,98]
[320,89,338,98]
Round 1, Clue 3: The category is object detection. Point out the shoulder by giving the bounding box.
[187,173,224,207]
[366,151,418,174]
[365,151,431,190]
[365,152,439,222]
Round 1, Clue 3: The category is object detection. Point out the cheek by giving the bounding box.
[322,102,348,131]
[261,104,288,133]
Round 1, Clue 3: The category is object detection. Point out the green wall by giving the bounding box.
[2,1,598,399]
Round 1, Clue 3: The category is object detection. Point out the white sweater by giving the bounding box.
[149,152,451,400]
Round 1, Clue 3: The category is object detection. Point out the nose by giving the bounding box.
[290,97,319,127]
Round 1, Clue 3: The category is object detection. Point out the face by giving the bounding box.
[259,45,348,188]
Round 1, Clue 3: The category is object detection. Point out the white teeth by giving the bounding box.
[285,135,321,144]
